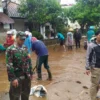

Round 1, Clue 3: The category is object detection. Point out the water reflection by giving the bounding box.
[30,96,48,100]
[0,46,65,100]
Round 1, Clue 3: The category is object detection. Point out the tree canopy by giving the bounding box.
[66,0,100,31]
[19,0,61,25]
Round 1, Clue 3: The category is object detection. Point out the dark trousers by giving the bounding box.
[9,78,31,100]
[37,55,49,74]
[75,40,80,48]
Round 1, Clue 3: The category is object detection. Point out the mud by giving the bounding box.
[0,46,95,100]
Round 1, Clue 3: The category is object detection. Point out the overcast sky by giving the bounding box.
[61,0,76,4]
[1,0,76,4]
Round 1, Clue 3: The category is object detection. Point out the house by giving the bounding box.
[1,0,57,39]
[2,0,25,31]
[0,0,14,32]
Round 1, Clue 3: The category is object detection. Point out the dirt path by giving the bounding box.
[0,47,93,100]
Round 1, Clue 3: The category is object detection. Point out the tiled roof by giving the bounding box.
[0,12,14,24]
[2,1,24,18]
[7,2,23,18]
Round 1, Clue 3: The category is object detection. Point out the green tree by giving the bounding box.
[19,0,62,31]
[66,0,100,33]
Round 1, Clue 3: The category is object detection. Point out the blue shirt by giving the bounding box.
[57,33,65,40]
[24,36,32,54]
[32,40,48,57]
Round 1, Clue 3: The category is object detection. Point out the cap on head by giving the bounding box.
[31,37,37,42]
[16,31,26,40]
[95,30,100,36]
[7,30,13,35]
[25,31,32,36]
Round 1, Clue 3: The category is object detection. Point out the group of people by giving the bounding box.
[2,26,99,100]
[57,28,82,51]
[5,31,52,100]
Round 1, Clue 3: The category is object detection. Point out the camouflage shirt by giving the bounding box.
[6,43,33,81]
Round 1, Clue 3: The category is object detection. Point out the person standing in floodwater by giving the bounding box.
[74,28,82,49]
[31,38,52,81]
[6,31,33,100]
[87,26,95,43]
[66,28,74,50]
[57,32,66,51]
[24,31,32,57]
[86,30,100,100]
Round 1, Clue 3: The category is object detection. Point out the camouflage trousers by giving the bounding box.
[90,68,100,100]
[9,78,31,100]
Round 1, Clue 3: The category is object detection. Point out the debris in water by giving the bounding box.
[76,81,81,84]
[55,92,59,96]
[85,92,88,94]
[83,86,88,89]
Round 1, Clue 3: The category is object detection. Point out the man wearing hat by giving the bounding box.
[6,31,33,100]
[3,30,15,48]
[31,39,52,81]
[24,31,32,55]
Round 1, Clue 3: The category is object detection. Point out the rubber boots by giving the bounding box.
[47,69,52,81]
[37,73,42,80]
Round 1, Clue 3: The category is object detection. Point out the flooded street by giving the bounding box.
[0,46,92,100]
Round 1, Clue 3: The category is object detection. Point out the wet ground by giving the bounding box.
[0,45,94,100]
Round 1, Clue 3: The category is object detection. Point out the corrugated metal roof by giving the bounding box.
[0,12,14,24]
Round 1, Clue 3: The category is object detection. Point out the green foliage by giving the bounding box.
[32,31,43,40]
[66,0,100,28]
[19,0,62,25]
[56,25,67,37]
[18,0,68,33]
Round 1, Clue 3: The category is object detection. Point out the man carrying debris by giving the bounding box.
[6,31,33,100]
[86,30,100,100]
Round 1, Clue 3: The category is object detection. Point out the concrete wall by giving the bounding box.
[13,19,24,31]
[42,36,86,46]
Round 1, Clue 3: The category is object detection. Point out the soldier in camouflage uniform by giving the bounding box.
[6,31,33,100]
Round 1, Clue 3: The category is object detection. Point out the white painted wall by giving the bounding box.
[40,23,53,39]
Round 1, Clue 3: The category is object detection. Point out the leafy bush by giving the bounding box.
[56,25,67,37]
[32,31,43,40]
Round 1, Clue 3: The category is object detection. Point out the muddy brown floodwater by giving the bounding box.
[0,46,93,100]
